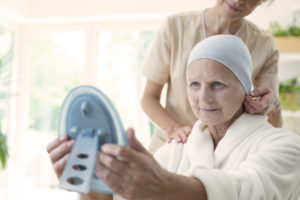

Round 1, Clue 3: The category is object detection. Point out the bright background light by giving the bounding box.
[0,1,299,200]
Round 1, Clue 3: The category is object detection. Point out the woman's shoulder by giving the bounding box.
[154,140,185,158]
[240,20,278,56]
[234,113,299,146]
[253,119,300,148]
[169,10,202,18]
[242,19,274,43]
[166,10,203,25]
[154,140,186,170]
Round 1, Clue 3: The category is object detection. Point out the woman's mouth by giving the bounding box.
[225,1,241,12]
[201,108,219,113]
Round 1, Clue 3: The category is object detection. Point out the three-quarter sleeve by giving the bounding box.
[142,16,173,84]
[253,36,279,95]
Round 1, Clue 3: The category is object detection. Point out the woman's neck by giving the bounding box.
[204,7,243,37]
[208,108,244,149]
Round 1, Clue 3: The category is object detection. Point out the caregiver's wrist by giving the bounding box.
[166,122,181,137]
[271,99,281,113]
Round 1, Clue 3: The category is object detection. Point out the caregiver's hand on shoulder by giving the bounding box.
[244,87,280,115]
[168,126,192,143]
[46,135,75,179]
[95,128,170,200]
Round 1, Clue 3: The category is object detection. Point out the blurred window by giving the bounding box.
[2,25,157,200]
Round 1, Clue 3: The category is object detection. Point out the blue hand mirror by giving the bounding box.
[58,85,128,194]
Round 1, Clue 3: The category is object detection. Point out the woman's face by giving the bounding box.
[216,0,262,20]
[187,59,245,126]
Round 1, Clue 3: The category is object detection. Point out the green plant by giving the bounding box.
[0,127,8,169]
[269,18,300,36]
[279,77,300,110]
[0,27,13,169]
[0,48,10,169]
[279,77,300,93]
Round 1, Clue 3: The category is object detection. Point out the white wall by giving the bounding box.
[0,0,27,16]
[247,0,300,30]
[21,0,214,17]
[0,0,299,30]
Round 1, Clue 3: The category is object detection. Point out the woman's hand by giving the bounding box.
[168,126,192,143]
[47,136,113,200]
[95,128,170,200]
[46,135,75,179]
[244,87,280,115]
[141,80,192,144]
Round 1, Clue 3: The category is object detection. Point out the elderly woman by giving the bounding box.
[47,35,300,200]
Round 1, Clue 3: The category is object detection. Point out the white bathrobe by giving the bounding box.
[154,113,300,200]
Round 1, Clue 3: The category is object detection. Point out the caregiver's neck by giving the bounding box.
[208,108,244,149]
[204,7,243,37]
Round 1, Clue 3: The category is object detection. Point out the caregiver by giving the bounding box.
[47,35,300,200]
[141,0,282,153]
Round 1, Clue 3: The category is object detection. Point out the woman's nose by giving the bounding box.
[199,87,213,103]
[232,0,245,5]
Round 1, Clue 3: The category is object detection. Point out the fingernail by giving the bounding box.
[101,144,109,152]
[67,140,75,147]
[59,135,67,141]
[250,92,255,96]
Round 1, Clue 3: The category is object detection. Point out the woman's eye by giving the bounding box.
[211,81,224,89]
[190,82,200,88]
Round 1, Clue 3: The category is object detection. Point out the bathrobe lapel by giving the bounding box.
[186,120,214,172]
[186,113,268,171]
[214,113,267,167]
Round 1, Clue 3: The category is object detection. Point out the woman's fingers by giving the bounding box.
[95,134,168,200]
[175,135,183,143]
[246,86,280,115]
[98,152,129,176]
[172,126,192,143]
[101,144,144,164]
[177,130,187,143]
[53,153,70,178]
[94,161,125,193]
[244,95,268,114]
[46,135,68,154]
[46,135,75,179]
[49,139,75,164]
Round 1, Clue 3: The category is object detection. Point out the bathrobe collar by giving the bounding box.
[186,113,268,170]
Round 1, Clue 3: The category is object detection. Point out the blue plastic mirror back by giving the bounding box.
[58,85,128,194]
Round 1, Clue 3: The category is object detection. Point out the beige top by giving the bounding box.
[143,10,279,140]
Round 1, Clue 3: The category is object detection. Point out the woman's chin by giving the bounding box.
[199,116,221,126]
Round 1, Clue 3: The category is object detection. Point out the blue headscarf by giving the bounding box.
[186,35,253,94]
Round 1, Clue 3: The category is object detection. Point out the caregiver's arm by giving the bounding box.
[244,38,282,128]
[95,128,207,200]
[141,79,191,143]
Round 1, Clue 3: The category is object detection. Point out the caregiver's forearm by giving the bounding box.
[141,86,181,137]
[267,104,282,128]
